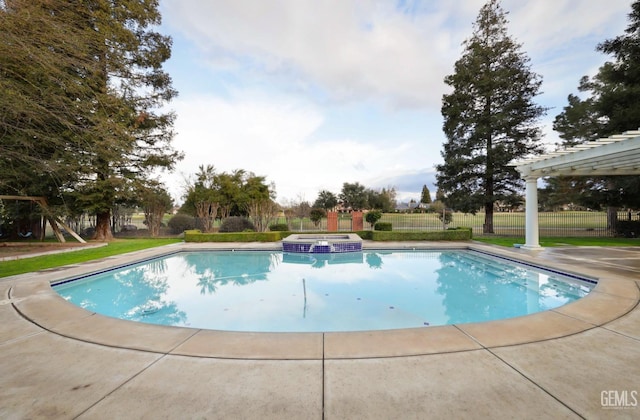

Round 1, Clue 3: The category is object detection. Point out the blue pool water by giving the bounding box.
[54,250,594,332]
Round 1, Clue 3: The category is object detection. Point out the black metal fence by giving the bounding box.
[271,211,639,237]
[70,210,638,238]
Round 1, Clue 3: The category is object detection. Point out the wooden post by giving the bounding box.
[0,195,86,243]
[47,216,65,243]
[51,215,86,243]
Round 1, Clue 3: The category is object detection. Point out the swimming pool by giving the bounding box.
[54,250,594,333]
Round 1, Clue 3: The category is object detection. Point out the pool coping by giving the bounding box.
[4,241,639,360]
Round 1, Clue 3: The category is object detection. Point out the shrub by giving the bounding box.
[82,227,95,238]
[438,209,453,225]
[357,230,373,240]
[185,231,283,242]
[356,228,472,241]
[269,223,289,231]
[374,222,392,231]
[219,216,255,233]
[121,224,137,232]
[167,213,196,234]
[615,220,640,238]
[309,208,326,227]
[365,210,382,228]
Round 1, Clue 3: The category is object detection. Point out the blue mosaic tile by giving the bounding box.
[282,236,362,254]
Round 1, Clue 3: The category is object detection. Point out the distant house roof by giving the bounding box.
[395,201,422,211]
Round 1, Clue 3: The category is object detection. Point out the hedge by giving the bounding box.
[357,230,373,240]
[374,222,392,231]
[219,216,256,232]
[615,220,640,238]
[185,230,289,242]
[184,228,472,243]
[167,214,196,234]
[357,228,472,241]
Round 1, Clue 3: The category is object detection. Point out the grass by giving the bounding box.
[2,231,637,279]
[0,238,181,278]
[474,236,640,247]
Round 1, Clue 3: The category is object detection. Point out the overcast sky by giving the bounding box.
[157,0,633,204]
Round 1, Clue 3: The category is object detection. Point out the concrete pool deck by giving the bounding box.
[1,241,639,418]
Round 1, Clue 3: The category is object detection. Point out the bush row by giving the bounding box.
[357,228,472,241]
[184,228,472,242]
[168,214,260,234]
[615,220,640,238]
[374,222,392,231]
[184,230,291,242]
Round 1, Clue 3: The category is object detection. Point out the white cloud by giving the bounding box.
[163,0,630,109]
[163,0,460,108]
[159,0,634,204]
[165,92,320,197]
[505,1,631,102]
[164,91,430,203]
[506,1,631,54]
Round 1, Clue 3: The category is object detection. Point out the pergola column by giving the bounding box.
[522,176,541,249]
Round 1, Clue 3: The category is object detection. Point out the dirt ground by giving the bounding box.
[0,242,96,259]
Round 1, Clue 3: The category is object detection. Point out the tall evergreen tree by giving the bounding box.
[0,1,181,240]
[552,89,604,146]
[1,1,92,192]
[436,0,546,233]
[593,1,640,134]
[552,1,640,211]
[420,185,432,204]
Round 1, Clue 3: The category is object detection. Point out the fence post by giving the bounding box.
[352,211,363,231]
[327,212,338,232]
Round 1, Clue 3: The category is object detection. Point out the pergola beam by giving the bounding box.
[516,135,640,178]
[512,130,640,248]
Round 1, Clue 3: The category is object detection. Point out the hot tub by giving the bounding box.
[282,233,363,253]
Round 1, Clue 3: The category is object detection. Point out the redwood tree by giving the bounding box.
[0,1,181,241]
[77,0,181,240]
[436,0,546,233]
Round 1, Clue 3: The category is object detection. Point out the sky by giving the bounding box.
[157,0,633,205]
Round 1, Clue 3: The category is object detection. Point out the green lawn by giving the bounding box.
[0,238,181,278]
[2,234,638,279]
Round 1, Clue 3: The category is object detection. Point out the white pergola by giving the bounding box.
[512,130,640,249]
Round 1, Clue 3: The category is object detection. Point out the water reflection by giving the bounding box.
[435,253,528,323]
[279,251,386,269]
[58,259,188,325]
[282,252,365,267]
[183,251,280,295]
[55,250,593,332]
[435,252,590,323]
[365,253,383,269]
